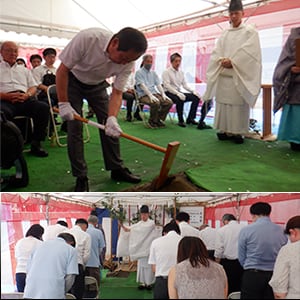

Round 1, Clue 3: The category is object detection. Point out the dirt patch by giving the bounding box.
[122,172,208,192]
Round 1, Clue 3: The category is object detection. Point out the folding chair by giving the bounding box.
[83,276,99,299]
[228,291,241,299]
[1,292,24,299]
[46,85,90,147]
[13,115,33,145]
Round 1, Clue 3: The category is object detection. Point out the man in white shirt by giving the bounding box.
[43,220,68,241]
[162,52,212,129]
[175,212,201,238]
[23,232,78,299]
[122,71,142,122]
[199,224,217,260]
[85,215,106,288]
[65,218,91,299]
[56,27,147,191]
[148,221,182,299]
[32,47,57,104]
[0,41,49,157]
[214,213,245,295]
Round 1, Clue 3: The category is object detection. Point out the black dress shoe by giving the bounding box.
[177,122,186,127]
[186,119,198,125]
[111,167,141,183]
[75,176,89,192]
[217,132,230,140]
[290,142,300,151]
[233,135,244,144]
[126,115,132,122]
[197,121,212,130]
[138,284,146,290]
[30,144,48,157]
[134,113,143,121]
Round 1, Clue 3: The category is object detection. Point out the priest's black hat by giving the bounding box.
[140,205,149,213]
[229,0,243,11]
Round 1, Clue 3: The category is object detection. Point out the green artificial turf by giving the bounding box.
[2,109,300,192]
[100,270,153,299]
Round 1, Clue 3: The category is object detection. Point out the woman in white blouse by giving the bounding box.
[269,215,300,299]
[15,224,44,292]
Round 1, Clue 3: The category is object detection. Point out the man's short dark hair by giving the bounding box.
[170,52,182,62]
[114,27,147,53]
[284,215,300,234]
[42,47,57,57]
[176,212,190,222]
[57,220,68,227]
[75,218,88,226]
[58,232,76,247]
[222,214,236,223]
[250,202,271,216]
[30,54,42,62]
[162,221,181,235]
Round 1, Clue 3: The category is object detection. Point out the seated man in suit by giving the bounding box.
[135,54,173,128]
[0,41,49,157]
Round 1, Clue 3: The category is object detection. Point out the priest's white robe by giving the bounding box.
[117,219,159,285]
[203,23,262,135]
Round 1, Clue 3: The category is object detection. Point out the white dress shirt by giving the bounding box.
[178,221,201,238]
[43,224,67,241]
[199,226,217,250]
[162,66,194,94]
[59,27,133,90]
[0,61,37,93]
[65,225,91,266]
[148,231,182,277]
[15,236,42,273]
[214,220,245,260]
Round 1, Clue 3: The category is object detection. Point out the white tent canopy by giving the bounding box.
[27,192,273,207]
[1,0,269,41]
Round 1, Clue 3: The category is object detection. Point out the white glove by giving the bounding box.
[105,116,122,138]
[192,91,201,99]
[58,102,77,121]
[150,95,159,103]
[177,92,186,101]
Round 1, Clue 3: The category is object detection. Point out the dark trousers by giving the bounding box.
[153,276,169,299]
[165,92,200,123]
[199,99,213,123]
[1,98,49,142]
[220,258,243,295]
[70,263,85,299]
[67,72,123,178]
[15,272,26,292]
[122,92,139,115]
[241,269,274,299]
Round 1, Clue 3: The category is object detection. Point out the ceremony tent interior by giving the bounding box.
[1,192,300,293]
[1,0,300,193]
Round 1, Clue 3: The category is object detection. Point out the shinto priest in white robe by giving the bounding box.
[116,219,160,285]
[203,23,262,135]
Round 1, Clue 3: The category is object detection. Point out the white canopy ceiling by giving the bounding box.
[25,192,272,207]
[1,0,270,41]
